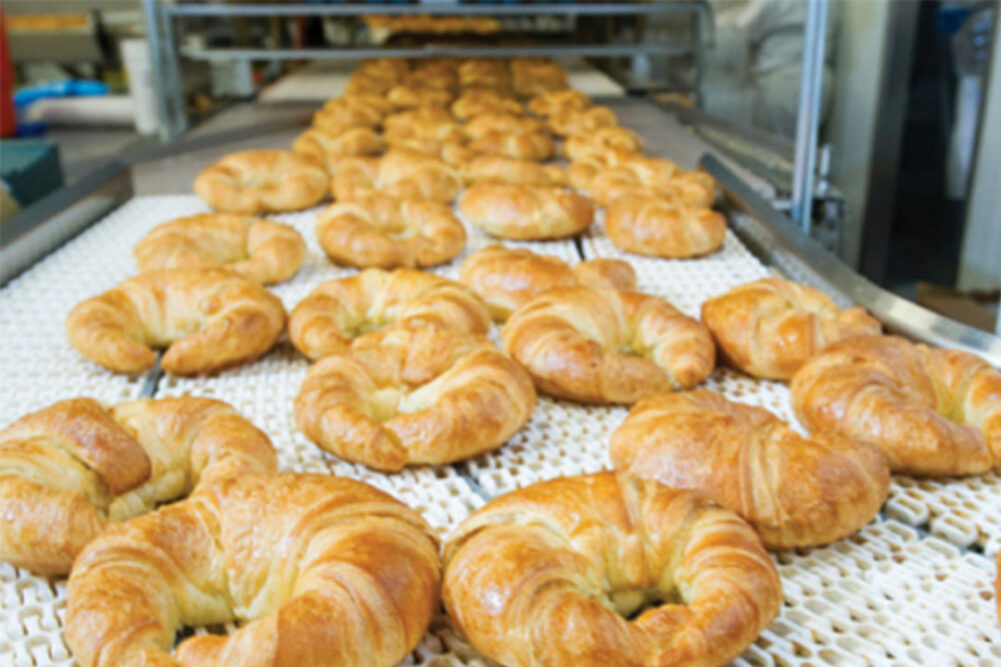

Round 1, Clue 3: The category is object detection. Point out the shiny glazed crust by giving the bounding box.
[0,397,276,574]
[459,183,594,240]
[606,196,727,259]
[333,151,462,203]
[291,126,384,174]
[700,277,883,380]
[295,328,536,471]
[442,472,782,667]
[610,389,890,549]
[501,287,716,403]
[65,473,440,667]
[790,334,1001,476]
[66,269,286,375]
[133,214,307,285]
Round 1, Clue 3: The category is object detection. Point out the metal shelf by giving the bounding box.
[182,43,695,61]
[164,2,708,18]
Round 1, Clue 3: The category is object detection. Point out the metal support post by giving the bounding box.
[790,0,829,233]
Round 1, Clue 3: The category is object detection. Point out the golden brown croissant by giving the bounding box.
[344,59,409,96]
[315,193,466,269]
[65,472,440,667]
[459,244,636,321]
[458,60,511,91]
[462,155,564,186]
[0,396,276,575]
[548,105,619,137]
[312,93,393,133]
[291,125,384,174]
[386,83,454,110]
[564,126,644,162]
[606,195,727,259]
[610,389,890,549]
[133,214,307,285]
[295,328,535,471]
[468,129,555,162]
[451,89,522,120]
[288,267,491,360]
[511,59,568,98]
[566,147,641,191]
[701,277,882,380]
[442,471,782,667]
[459,183,594,240]
[587,159,715,207]
[791,334,1001,476]
[502,287,715,403]
[527,88,590,117]
[67,268,286,375]
[332,150,462,203]
[194,150,329,214]
[463,112,546,139]
[382,108,467,157]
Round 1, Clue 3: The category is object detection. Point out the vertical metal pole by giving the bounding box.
[141,0,186,141]
[791,0,829,233]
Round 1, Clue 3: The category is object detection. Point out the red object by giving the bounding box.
[0,10,15,138]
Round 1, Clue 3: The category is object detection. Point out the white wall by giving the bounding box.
[824,0,890,268]
[957,27,1001,293]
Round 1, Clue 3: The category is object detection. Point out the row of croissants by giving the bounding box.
[2,56,999,666]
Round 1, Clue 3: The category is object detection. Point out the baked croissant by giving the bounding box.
[606,195,727,259]
[701,277,882,380]
[386,83,454,110]
[291,125,384,174]
[502,287,715,403]
[296,328,535,471]
[511,60,568,98]
[462,155,564,187]
[563,126,643,160]
[527,89,590,117]
[0,396,276,575]
[194,150,329,214]
[463,112,546,139]
[65,473,440,667]
[548,105,618,137]
[288,267,491,360]
[315,193,466,269]
[133,214,307,285]
[459,244,636,321]
[67,268,286,375]
[588,160,716,208]
[382,109,467,158]
[451,89,522,120]
[442,471,782,667]
[791,334,1001,476]
[312,93,392,133]
[610,389,890,549]
[333,151,462,203]
[566,147,641,191]
[459,183,594,240]
[468,129,555,162]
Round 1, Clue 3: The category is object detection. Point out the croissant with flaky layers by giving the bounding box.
[443,471,782,667]
[67,268,286,375]
[133,214,306,285]
[459,245,635,321]
[65,472,440,667]
[462,155,564,187]
[0,396,276,575]
[606,195,727,259]
[791,334,1001,476]
[288,268,491,361]
[194,150,328,214]
[502,287,715,403]
[459,183,594,240]
[701,277,882,380]
[610,389,890,549]
[333,150,462,203]
[296,328,535,471]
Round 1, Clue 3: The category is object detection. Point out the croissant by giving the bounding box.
[65,472,440,667]
[701,277,882,380]
[564,126,644,162]
[400,64,458,92]
[502,287,715,403]
[442,471,782,667]
[462,155,564,186]
[463,112,546,139]
[382,105,453,134]
[315,194,466,269]
[610,389,890,549]
[588,159,715,207]
[344,60,408,96]
[0,396,276,575]
[386,83,453,110]
[527,88,590,117]
[451,89,522,120]
[288,267,491,360]
[566,147,640,191]
[459,183,594,240]
[296,328,535,471]
[333,151,462,203]
[459,244,636,321]
[291,125,384,174]
[458,60,511,91]
[133,214,307,285]
[382,109,467,158]
[468,129,555,162]
[606,195,727,259]
[312,93,392,133]
[511,60,568,98]
[548,105,618,137]
[67,268,286,375]
[791,334,1001,476]
[194,150,329,214]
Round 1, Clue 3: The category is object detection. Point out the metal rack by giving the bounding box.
[141,1,713,139]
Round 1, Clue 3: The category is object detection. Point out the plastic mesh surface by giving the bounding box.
[2,180,1000,665]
